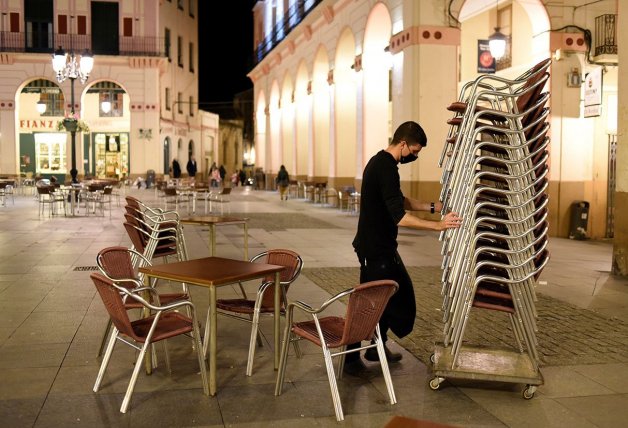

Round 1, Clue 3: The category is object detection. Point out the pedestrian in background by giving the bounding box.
[276,165,290,201]
[186,155,197,179]
[172,159,181,179]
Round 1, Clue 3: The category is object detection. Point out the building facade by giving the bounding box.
[248,0,627,273]
[0,0,219,183]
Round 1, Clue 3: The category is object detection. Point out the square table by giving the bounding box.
[181,215,249,261]
[139,256,285,396]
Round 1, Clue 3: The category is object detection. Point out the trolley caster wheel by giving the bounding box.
[522,385,537,400]
[429,377,444,390]
[429,353,435,364]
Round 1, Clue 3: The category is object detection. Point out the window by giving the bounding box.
[177,92,183,113]
[178,0,183,10]
[58,15,67,34]
[123,17,132,37]
[189,0,195,17]
[165,28,171,61]
[177,36,183,67]
[77,15,86,35]
[39,91,65,117]
[189,96,194,116]
[189,42,194,72]
[165,88,171,110]
[99,92,123,117]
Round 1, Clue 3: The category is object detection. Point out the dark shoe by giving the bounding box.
[342,358,375,378]
[364,344,402,363]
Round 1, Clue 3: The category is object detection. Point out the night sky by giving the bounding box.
[198,1,258,105]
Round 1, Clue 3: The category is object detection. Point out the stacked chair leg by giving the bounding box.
[430,59,552,400]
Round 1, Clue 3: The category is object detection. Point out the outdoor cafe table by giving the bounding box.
[181,215,249,260]
[139,256,285,396]
[59,185,82,216]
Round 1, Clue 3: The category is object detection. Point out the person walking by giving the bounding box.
[172,159,181,179]
[186,156,197,179]
[345,121,462,376]
[276,165,290,200]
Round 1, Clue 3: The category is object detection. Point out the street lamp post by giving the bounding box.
[51,46,93,183]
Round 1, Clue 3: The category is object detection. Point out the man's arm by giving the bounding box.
[397,210,461,231]
[403,196,443,213]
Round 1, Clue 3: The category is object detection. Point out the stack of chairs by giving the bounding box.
[437,58,552,370]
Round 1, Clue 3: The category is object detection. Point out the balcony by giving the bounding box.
[593,14,617,64]
[253,0,324,66]
[0,32,164,57]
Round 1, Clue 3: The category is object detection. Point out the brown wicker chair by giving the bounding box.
[90,272,207,413]
[214,249,303,376]
[95,246,190,357]
[275,279,399,421]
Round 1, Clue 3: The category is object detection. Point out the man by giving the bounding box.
[186,156,197,179]
[346,121,462,376]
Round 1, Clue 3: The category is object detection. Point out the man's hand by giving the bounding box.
[439,212,462,230]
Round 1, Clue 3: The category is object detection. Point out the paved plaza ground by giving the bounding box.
[0,185,626,427]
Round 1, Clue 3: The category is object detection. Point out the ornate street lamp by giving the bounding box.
[51,46,93,183]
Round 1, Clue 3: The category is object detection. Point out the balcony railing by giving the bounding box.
[253,0,324,66]
[594,14,617,56]
[0,31,164,57]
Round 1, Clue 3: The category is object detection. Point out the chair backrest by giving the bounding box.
[97,246,137,285]
[103,186,113,195]
[90,272,140,341]
[255,249,303,308]
[164,187,177,196]
[125,196,142,210]
[341,280,398,346]
[123,221,148,253]
[220,187,232,195]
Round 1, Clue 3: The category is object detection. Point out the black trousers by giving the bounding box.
[345,251,416,361]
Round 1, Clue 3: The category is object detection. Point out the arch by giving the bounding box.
[188,139,194,161]
[334,27,357,181]
[280,73,295,174]
[269,80,281,173]
[255,91,267,170]
[163,137,171,175]
[312,45,330,178]
[294,61,309,177]
[362,2,392,168]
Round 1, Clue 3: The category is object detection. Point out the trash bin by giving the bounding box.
[145,169,155,189]
[569,201,589,240]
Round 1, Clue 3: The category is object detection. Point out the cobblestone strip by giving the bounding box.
[303,266,628,366]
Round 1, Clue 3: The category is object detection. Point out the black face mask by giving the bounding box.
[399,144,419,164]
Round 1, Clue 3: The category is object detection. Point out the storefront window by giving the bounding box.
[34,133,67,174]
[94,132,129,178]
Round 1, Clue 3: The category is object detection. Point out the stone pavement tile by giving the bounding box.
[536,366,615,398]
[4,311,85,345]
[555,394,628,428]
[457,381,597,428]
[571,363,628,393]
[0,342,68,369]
[128,389,223,427]
[0,367,57,400]
[0,397,46,428]
[34,393,130,428]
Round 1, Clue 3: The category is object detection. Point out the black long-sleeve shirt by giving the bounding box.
[352,150,406,259]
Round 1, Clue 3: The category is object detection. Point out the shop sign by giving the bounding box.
[584,67,602,118]
[477,40,495,74]
[19,119,57,131]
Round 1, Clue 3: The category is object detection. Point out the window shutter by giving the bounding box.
[10,13,19,32]
[58,15,68,34]
[123,17,132,37]
[77,15,87,35]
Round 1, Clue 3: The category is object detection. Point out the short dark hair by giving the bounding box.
[391,121,427,147]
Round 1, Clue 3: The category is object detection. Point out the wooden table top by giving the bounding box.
[139,256,283,287]
[181,215,248,225]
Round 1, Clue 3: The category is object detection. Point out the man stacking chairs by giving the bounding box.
[431,59,552,396]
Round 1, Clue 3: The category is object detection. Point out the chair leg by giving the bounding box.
[322,346,344,421]
[374,326,397,405]
[162,340,172,374]
[98,319,114,357]
[192,316,209,395]
[120,340,151,413]
[274,322,293,396]
[246,306,262,376]
[93,326,118,392]
[336,345,347,380]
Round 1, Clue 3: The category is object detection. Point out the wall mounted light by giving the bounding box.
[489,27,507,60]
[36,99,47,114]
[567,67,582,87]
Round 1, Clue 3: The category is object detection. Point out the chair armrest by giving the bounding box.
[288,287,354,314]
